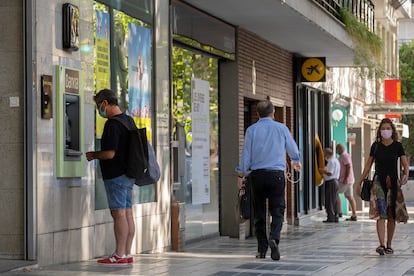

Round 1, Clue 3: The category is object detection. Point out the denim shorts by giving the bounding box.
[103,174,135,210]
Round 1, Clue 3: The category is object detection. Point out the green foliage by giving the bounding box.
[340,8,384,79]
[400,41,414,102]
[400,40,414,161]
[172,47,219,140]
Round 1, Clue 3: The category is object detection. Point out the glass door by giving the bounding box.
[171,46,219,240]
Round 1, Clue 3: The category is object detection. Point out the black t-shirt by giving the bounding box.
[100,113,135,179]
[371,141,405,178]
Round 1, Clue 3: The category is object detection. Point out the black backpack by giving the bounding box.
[111,116,160,186]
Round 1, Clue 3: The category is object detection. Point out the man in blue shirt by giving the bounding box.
[236,100,301,261]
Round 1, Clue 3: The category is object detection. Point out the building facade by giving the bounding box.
[2,0,407,266]
[1,0,170,265]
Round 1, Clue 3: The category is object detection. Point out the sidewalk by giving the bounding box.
[2,208,414,276]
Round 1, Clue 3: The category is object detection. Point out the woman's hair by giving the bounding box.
[257,100,274,118]
[375,118,399,141]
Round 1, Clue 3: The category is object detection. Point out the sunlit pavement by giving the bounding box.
[3,206,414,276]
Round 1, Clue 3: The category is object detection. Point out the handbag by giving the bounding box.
[361,142,378,202]
[361,178,372,201]
[238,186,251,220]
[234,178,251,221]
[395,186,409,223]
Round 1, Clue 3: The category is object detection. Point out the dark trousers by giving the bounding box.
[324,179,338,221]
[250,170,285,254]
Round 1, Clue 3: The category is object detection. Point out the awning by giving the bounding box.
[364,103,414,115]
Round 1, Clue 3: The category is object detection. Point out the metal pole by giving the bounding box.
[23,0,37,261]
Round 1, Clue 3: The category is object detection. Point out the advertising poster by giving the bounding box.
[95,10,110,138]
[128,23,152,132]
[191,78,210,204]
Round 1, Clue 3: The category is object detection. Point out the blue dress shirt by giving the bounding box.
[236,117,300,175]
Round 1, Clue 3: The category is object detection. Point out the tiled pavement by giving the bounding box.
[3,209,414,276]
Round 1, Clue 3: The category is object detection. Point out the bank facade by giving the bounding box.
[1,0,408,266]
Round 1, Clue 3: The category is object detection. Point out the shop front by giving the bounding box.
[19,0,170,265]
[171,0,235,242]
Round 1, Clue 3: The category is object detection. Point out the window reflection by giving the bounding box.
[94,1,155,209]
[172,46,220,240]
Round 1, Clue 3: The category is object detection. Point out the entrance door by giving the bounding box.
[171,46,220,241]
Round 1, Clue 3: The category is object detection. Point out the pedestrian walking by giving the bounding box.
[236,100,301,261]
[86,89,136,264]
[319,147,340,223]
[356,118,409,255]
[336,144,357,221]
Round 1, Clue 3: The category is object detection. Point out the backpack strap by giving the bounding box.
[111,115,136,131]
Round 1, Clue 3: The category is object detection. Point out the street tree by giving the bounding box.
[400,40,414,162]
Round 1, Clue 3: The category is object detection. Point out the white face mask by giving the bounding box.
[381,129,392,139]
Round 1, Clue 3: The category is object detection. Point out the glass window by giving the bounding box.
[172,46,220,240]
[94,1,155,210]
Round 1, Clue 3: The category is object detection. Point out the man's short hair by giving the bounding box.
[323,148,333,156]
[336,144,344,151]
[94,89,118,105]
[257,100,274,118]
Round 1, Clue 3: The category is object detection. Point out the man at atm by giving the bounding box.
[86,88,136,264]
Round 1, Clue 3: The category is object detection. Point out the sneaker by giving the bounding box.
[125,254,134,263]
[97,254,128,264]
[346,216,357,221]
[338,213,343,218]
[269,239,280,261]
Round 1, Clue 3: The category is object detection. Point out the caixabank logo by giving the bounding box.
[299,57,326,82]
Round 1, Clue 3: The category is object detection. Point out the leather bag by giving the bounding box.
[361,178,372,201]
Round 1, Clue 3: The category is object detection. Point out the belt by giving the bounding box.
[252,169,284,173]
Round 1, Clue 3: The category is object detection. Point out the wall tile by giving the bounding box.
[37,233,54,266]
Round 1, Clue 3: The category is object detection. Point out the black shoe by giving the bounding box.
[323,219,338,223]
[345,216,357,221]
[339,213,343,218]
[269,240,280,261]
[255,252,266,259]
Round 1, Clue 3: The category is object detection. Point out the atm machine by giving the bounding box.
[56,65,85,177]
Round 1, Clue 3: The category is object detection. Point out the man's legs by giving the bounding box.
[110,208,135,257]
[337,182,347,217]
[337,194,342,216]
[125,208,135,255]
[267,171,285,261]
[324,180,338,221]
[103,175,135,261]
[346,195,357,217]
[333,180,339,219]
[111,209,129,257]
[324,181,334,221]
[343,184,357,220]
[267,171,286,243]
[251,172,268,254]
